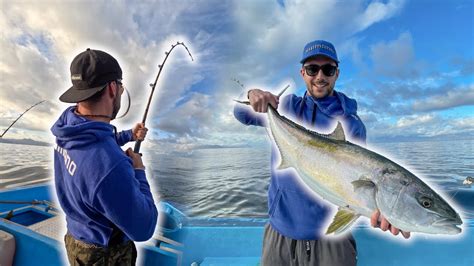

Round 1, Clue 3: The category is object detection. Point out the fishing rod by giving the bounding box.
[0,100,45,138]
[233,84,290,106]
[134,42,194,153]
[231,78,245,90]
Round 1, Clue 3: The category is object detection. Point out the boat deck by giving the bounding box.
[28,214,64,241]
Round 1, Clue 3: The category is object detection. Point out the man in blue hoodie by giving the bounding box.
[51,48,158,265]
[234,40,410,265]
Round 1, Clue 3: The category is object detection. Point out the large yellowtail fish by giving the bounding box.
[237,86,463,235]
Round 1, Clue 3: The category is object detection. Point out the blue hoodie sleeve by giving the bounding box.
[116,129,133,146]
[233,104,267,127]
[92,160,158,241]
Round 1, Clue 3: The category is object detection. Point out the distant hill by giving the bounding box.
[0,138,51,147]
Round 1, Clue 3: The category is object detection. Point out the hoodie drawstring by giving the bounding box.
[298,92,317,126]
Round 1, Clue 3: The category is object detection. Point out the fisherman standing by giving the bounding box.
[51,48,158,265]
[234,40,410,266]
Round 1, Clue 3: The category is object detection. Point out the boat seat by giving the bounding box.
[0,230,15,266]
[152,233,184,266]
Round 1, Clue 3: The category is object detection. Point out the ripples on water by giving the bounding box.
[147,147,271,218]
[0,143,52,189]
[0,140,473,219]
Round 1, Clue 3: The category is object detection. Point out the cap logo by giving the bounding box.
[71,74,82,81]
[305,44,335,54]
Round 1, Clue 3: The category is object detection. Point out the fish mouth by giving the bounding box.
[433,217,463,234]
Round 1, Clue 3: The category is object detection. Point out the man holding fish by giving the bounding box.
[234,40,411,265]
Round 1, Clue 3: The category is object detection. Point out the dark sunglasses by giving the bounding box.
[304,64,338,77]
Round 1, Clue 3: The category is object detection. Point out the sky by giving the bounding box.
[0,0,473,151]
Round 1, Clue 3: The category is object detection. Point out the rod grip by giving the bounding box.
[134,140,142,153]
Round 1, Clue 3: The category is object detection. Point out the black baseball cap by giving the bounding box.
[59,48,122,103]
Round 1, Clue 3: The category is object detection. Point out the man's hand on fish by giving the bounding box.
[132,123,148,141]
[248,89,279,113]
[371,210,411,239]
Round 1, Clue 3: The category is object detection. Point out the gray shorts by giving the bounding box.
[261,223,357,266]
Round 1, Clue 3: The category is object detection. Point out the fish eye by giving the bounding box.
[382,168,395,175]
[419,196,433,208]
[400,179,409,186]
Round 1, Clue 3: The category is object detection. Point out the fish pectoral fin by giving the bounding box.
[325,207,360,235]
[351,178,376,190]
[328,122,346,141]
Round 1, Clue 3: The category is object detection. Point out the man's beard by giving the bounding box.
[111,88,131,120]
[111,94,121,120]
[307,82,334,99]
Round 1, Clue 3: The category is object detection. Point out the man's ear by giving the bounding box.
[335,68,340,80]
[107,82,117,98]
[300,67,305,78]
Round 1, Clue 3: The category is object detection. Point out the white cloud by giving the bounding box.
[355,0,405,31]
[412,85,474,112]
[0,1,227,142]
[396,114,435,128]
[230,0,407,85]
[12,1,470,147]
[366,113,474,141]
[370,31,419,78]
[154,92,213,136]
[453,117,474,129]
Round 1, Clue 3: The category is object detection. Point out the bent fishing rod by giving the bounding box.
[134,42,194,153]
[0,100,45,138]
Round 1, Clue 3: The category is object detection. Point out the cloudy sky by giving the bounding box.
[1,0,473,150]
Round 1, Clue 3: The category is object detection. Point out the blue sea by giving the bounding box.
[0,140,473,220]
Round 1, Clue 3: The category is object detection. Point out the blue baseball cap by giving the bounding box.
[300,40,339,64]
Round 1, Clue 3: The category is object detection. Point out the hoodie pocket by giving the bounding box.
[270,188,330,229]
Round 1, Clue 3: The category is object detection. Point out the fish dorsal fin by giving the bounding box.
[326,207,360,235]
[329,122,345,141]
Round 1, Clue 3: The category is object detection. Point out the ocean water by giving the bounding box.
[0,140,473,221]
[0,143,52,189]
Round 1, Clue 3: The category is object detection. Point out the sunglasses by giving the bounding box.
[303,64,338,77]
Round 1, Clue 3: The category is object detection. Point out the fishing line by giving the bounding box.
[1,100,45,138]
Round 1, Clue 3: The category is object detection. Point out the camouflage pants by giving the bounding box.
[64,234,137,266]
